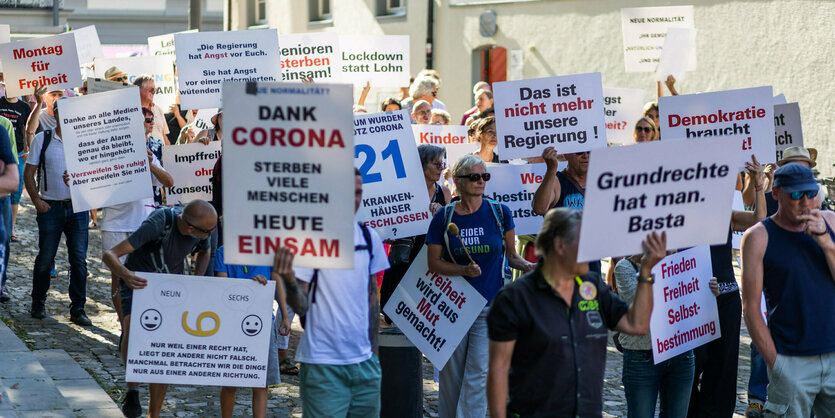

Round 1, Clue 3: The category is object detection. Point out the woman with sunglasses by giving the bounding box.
[426,154,534,418]
[633,117,658,143]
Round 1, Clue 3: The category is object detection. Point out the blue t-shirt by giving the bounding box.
[213,246,272,280]
[555,171,584,209]
[426,199,514,303]
[0,127,16,165]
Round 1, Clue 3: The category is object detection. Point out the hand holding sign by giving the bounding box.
[640,231,667,277]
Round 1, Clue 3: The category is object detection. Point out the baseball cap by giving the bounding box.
[773,164,818,193]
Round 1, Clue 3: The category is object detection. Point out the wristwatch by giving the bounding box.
[637,272,655,285]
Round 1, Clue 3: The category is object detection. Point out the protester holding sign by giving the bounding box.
[133,75,170,144]
[487,208,665,417]
[425,155,533,418]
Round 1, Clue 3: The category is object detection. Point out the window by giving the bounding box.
[309,0,331,22]
[254,0,266,24]
[376,0,405,17]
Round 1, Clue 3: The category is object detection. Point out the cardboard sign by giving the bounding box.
[279,32,341,82]
[94,56,177,110]
[383,247,487,368]
[222,82,355,268]
[412,125,468,146]
[148,29,198,57]
[161,142,221,205]
[0,32,82,97]
[603,87,646,145]
[650,246,721,364]
[86,78,131,95]
[61,88,153,213]
[175,30,282,109]
[444,143,479,167]
[773,103,803,161]
[621,6,695,72]
[126,273,275,387]
[655,28,696,82]
[494,73,607,160]
[484,163,565,236]
[70,25,103,65]
[355,110,431,240]
[659,86,776,165]
[339,35,410,87]
[577,136,740,262]
[731,191,744,250]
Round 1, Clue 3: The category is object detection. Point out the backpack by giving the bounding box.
[36,130,53,192]
[142,208,178,274]
[299,222,374,329]
[443,198,512,284]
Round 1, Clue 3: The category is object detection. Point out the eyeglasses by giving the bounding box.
[789,189,818,200]
[185,218,215,234]
[430,161,446,169]
[456,173,491,182]
[143,87,155,93]
[144,117,154,123]
[635,126,653,133]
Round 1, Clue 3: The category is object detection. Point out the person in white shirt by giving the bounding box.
[132,75,170,145]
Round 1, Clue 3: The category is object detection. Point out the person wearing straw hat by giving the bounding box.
[777,146,817,168]
[104,66,129,83]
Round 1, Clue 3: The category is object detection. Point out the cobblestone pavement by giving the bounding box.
[1,197,752,417]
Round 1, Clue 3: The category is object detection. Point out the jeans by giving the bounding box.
[749,341,769,403]
[31,204,88,313]
[0,196,10,288]
[439,307,489,418]
[623,349,695,417]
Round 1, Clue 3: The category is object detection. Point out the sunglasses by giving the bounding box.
[789,189,818,200]
[456,173,491,182]
[115,76,128,82]
[635,126,653,133]
[144,117,154,123]
[185,218,215,234]
[430,161,446,169]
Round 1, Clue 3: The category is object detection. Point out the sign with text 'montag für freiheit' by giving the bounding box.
[384,247,487,369]
[577,136,740,262]
[161,141,221,205]
[222,82,355,269]
[620,5,695,73]
[0,32,82,97]
[493,72,607,160]
[354,110,432,240]
[650,246,721,364]
[126,273,275,387]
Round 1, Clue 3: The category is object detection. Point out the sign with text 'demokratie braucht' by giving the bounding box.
[222,82,355,268]
[577,136,740,262]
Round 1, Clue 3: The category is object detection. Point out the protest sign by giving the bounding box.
[86,78,131,95]
[340,35,410,87]
[148,29,198,57]
[773,94,787,105]
[94,56,177,109]
[494,73,607,160]
[650,246,721,364]
[61,88,153,213]
[732,191,744,250]
[655,28,696,82]
[659,86,775,165]
[483,163,565,236]
[126,273,275,387]
[412,124,468,146]
[383,247,487,368]
[222,82,355,268]
[161,142,221,205]
[603,87,646,145]
[445,143,479,167]
[355,110,431,240]
[577,136,740,262]
[621,6,695,72]
[176,30,281,109]
[0,32,82,97]
[774,103,803,161]
[70,25,103,65]
[279,32,341,82]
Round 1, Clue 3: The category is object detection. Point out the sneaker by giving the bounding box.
[120,389,142,418]
[745,402,764,418]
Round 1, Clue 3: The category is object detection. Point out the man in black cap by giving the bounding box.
[741,164,835,416]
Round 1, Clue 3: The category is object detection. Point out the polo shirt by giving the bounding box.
[488,265,629,417]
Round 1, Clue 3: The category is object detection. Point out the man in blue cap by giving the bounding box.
[741,164,835,416]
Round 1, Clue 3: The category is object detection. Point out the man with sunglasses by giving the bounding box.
[741,164,835,417]
[133,75,170,144]
[103,199,216,418]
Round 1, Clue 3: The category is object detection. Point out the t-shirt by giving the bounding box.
[0,127,17,166]
[213,246,271,279]
[293,223,389,365]
[37,111,57,132]
[555,170,584,209]
[26,131,70,200]
[101,154,165,232]
[150,104,169,141]
[124,207,210,274]
[0,97,31,152]
[0,117,18,162]
[425,199,514,303]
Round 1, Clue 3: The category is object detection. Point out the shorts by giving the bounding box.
[119,278,134,317]
[10,154,24,204]
[101,231,130,269]
[266,306,281,386]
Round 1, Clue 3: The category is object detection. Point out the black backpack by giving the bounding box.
[36,130,53,192]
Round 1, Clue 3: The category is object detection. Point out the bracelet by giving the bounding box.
[813,228,829,236]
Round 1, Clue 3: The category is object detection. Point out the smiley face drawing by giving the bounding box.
[241,315,263,336]
[140,309,163,331]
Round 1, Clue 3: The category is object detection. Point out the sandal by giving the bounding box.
[9,235,19,243]
[279,358,299,375]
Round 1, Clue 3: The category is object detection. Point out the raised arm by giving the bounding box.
[733,156,766,231]
[531,147,562,215]
[616,231,666,335]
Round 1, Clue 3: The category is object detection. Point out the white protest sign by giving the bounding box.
[340,35,410,87]
[222,82,355,268]
[659,86,775,165]
[61,88,153,213]
[445,143,479,167]
[603,87,646,145]
[774,103,803,161]
[577,136,740,262]
[0,32,82,97]
[650,246,721,364]
[148,29,198,57]
[94,56,177,110]
[655,27,696,82]
[161,142,221,205]
[70,25,103,65]
[494,73,607,160]
[484,163,564,236]
[383,247,487,368]
[773,94,787,105]
[412,125,468,146]
[176,30,282,109]
[279,32,341,82]
[355,110,431,240]
[621,6,695,72]
[86,78,131,95]
[126,273,275,387]
[732,191,744,250]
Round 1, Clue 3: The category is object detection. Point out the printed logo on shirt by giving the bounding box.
[579,300,599,312]
[452,226,494,256]
[586,310,603,328]
[563,193,584,209]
